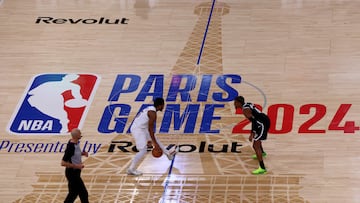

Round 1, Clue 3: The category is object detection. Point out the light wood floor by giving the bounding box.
[1,0,360,202]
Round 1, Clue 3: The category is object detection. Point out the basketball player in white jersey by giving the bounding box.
[234,96,270,175]
[127,97,177,176]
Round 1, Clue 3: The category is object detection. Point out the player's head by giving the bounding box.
[70,128,82,140]
[154,97,165,111]
[234,96,245,109]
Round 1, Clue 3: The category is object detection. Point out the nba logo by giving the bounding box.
[8,73,101,135]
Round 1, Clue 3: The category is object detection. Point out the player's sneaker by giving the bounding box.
[127,168,143,176]
[252,152,267,159]
[252,167,267,175]
[165,146,179,160]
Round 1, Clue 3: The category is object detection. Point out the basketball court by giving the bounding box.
[1,0,360,202]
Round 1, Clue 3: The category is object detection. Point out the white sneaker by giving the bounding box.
[165,146,178,160]
[127,168,143,176]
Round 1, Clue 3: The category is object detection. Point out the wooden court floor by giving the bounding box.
[1,0,360,202]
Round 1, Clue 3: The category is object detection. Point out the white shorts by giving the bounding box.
[130,126,151,150]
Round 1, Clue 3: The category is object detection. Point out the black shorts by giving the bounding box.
[252,115,270,141]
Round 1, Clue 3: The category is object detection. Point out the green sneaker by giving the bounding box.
[252,152,267,159]
[252,167,267,175]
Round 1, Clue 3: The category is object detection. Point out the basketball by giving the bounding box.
[152,146,163,158]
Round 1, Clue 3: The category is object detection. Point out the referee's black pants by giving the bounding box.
[64,168,89,203]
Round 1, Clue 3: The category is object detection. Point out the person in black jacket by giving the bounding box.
[61,128,89,203]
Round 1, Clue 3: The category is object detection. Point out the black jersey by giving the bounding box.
[242,102,267,120]
[243,102,270,140]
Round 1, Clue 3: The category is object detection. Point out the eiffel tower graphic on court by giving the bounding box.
[16,2,308,203]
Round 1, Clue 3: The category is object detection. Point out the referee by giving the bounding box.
[61,128,89,203]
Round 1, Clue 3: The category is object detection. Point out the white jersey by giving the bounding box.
[132,106,156,129]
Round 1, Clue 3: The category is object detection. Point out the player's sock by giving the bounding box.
[259,161,266,170]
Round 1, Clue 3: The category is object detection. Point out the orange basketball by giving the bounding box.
[152,146,163,158]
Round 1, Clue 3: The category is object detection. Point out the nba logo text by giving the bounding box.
[8,73,101,135]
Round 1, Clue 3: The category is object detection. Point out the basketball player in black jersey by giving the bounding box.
[234,96,270,175]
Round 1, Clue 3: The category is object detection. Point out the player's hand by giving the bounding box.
[74,163,85,169]
[82,152,89,157]
[248,134,254,142]
[152,142,160,150]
